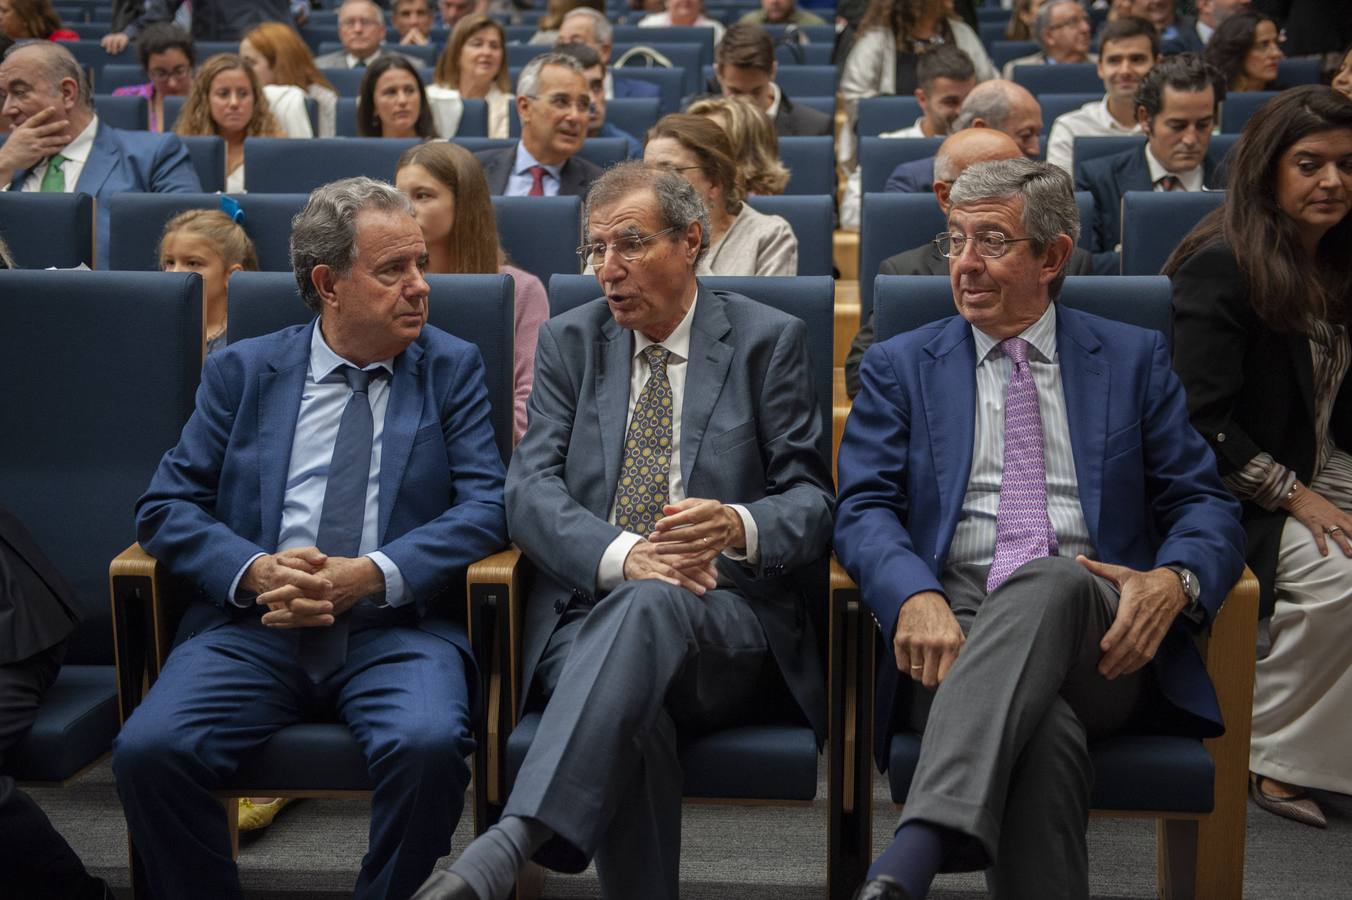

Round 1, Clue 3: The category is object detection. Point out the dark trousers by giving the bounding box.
[900,557,1142,900]
[505,580,775,900]
[0,639,107,900]
[112,614,476,900]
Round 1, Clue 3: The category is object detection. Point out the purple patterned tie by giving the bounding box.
[987,338,1059,592]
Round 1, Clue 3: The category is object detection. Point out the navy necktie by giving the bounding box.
[298,365,375,682]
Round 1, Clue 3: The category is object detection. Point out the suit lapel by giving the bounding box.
[1055,308,1108,548]
[256,324,313,549]
[377,340,424,542]
[595,315,633,507]
[680,287,733,485]
[1288,331,1318,425]
[918,318,976,550]
[74,122,117,198]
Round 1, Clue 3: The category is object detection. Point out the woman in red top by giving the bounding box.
[0,0,79,41]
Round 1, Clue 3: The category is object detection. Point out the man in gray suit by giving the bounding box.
[414,162,834,900]
[315,0,422,69]
[474,53,603,197]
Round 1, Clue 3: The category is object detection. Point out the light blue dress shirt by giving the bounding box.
[505,141,562,197]
[229,321,407,607]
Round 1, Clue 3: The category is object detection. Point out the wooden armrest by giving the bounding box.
[466,546,527,817]
[827,554,874,889]
[108,543,166,725]
[830,556,859,594]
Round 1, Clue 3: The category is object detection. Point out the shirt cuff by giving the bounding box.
[367,551,405,607]
[598,531,644,593]
[722,504,759,565]
[228,552,266,608]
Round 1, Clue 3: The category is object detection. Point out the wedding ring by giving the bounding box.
[910,665,924,670]
[1329,526,1344,534]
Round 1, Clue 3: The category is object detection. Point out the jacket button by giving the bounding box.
[554,598,566,614]
[1216,432,1226,442]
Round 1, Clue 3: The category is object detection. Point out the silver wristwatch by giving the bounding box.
[1167,565,1204,624]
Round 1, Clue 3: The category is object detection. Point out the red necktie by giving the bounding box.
[1157,175,1183,191]
[527,165,547,197]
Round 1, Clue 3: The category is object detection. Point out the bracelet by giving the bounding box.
[1282,478,1301,507]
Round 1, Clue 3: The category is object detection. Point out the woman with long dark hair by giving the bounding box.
[1205,8,1284,93]
[357,54,437,139]
[1165,85,1352,829]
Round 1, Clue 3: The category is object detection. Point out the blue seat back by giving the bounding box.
[858,136,943,194]
[67,41,122,82]
[227,272,515,462]
[493,195,582,284]
[612,43,705,96]
[1277,57,1320,85]
[1039,92,1101,139]
[774,43,833,66]
[1012,63,1103,95]
[0,270,202,663]
[97,63,148,93]
[607,67,684,115]
[1221,91,1277,133]
[857,96,924,138]
[603,97,661,141]
[106,193,308,272]
[758,23,836,44]
[93,94,147,131]
[611,25,716,64]
[779,135,834,195]
[0,192,94,269]
[179,135,227,192]
[990,40,1038,71]
[1119,190,1225,276]
[774,64,837,97]
[745,194,834,277]
[794,95,835,118]
[243,137,421,192]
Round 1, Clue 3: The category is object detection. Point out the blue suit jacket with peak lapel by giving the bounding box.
[9,121,201,270]
[834,305,1246,760]
[136,321,508,660]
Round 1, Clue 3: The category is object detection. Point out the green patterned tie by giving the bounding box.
[613,345,673,537]
[39,154,67,193]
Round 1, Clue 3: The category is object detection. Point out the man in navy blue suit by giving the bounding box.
[836,158,1245,900]
[0,41,200,269]
[557,7,661,101]
[112,177,508,900]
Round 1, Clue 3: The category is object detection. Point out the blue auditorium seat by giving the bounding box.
[106,193,309,272]
[858,135,943,194]
[745,194,835,277]
[243,137,421,193]
[774,43,833,66]
[0,192,94,269]
[93,94,147,130]
[1277,57,1320,85]
[759,24,837,44]
[600,97,661,141]
[96,63,147,93]
[795,95,836,118]
[179,136,226,192]
[492,196,583,284]
[990,39,1038,71]
[774,64,837,98]
[1012,62,1103,95]
[779,135,835,195]
[857,96,924,138]
[611,42,705,96]
[1119,190,1225,276]
[607,67,684,115]
[1039,92,1101,139]
[1221,91,1277,133]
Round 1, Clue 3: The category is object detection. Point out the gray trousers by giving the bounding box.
[505,579,774,900]
[900,556,1142,900]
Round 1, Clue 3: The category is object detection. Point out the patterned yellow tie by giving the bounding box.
[613,345,673,537]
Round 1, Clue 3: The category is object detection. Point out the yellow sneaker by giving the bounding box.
[237,797,293,832]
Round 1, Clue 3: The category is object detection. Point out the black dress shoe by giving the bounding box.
[853,874,912,900]
[409,869,481,900]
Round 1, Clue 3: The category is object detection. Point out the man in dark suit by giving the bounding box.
[1076,53,1225,270]
[475,53,603,197]
[837,158,1246,900]
[112,177,508,900]
[845,128,1096,398]
[712,23,831,136]
[1161,0,1253,54]
[416,161,834,900]
[0,504,111,900]
[0,41,200,269]
[557,7,661,101]
[314,0,423,68]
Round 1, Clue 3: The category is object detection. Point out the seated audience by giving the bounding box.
[395,141,550,441]
[474,53,601,197]
[1076,53,1225,268]
[712,23,832,137]
[110,0,300,46]
[413,160,833,900]
[393,0,434,45]
[1205,9,1283,93]
[843,128,1096,397]
[1161,0,1251,55]
[317,0,422,69]
[557,7,660,100]
[840,0,996,167]
[687,95,790,196]
[1046,15,1157,173]
[839,44,977,229]
[1001,0,1095,79]
[0,0,77,41]
[112,23,195,133]
[0,42,201,270]
[639,0,727,43]
[240,20,337,137]
[158,208,259,359]
[358,55,437,140]
[836,155,1245,900]
[429,14,512,139]
[554,41,642,158]
[738,0,826,27]
[1127,0,1182,44]
[646,112,798,275]
[1336,42,1352,101]
[176,53,284,193]
[1165,85,1352,830]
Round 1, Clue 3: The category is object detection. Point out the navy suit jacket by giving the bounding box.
[834,306,1246,759]
[474,144,604,197]
[883,155,936,194]
[611,73,661,99]
[9,122,201,270]
[1161,16,1206,55]
[1075,145,1220,259]
[136,321,508,660]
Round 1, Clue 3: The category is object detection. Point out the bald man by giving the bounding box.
[845,128,1094,397]
[883,80,1044,194]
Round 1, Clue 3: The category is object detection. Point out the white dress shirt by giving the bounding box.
[764,82,783,121]
[229,322,406,606]
[948,303,1094,570]
[1045,94,1143,173]
[1145,144,1206,192]
[11,115,98,193]
[596,293,759,591]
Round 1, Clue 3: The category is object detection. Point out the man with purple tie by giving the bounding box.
[834,158,1245,900]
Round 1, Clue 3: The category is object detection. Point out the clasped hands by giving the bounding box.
[892,556,1187,690]
[240,548,384,628]
[622,498,746,596]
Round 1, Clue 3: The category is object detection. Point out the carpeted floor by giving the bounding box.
[26,758,1351,898]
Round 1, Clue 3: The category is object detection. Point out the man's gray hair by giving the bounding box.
[952,80,1014,132]
[948,158,1080,250]
[291,177,414,312]
[934,148,959,184]
[517,52,586,100]
[583,160,711,266]
[2,41,92,109]
[1033,0,1080,50]
[561,7,612,46]
[340,0,386,25]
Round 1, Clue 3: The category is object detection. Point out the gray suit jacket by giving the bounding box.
[474,144,604,197]
[505,286,835,740]
[312,46,423,69]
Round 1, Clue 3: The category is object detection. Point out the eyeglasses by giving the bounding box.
[1046,14,1090,31]
[933,231,1036,259]
[525,93,592,114]
[149,65,191,80]
[576,226,678,268]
